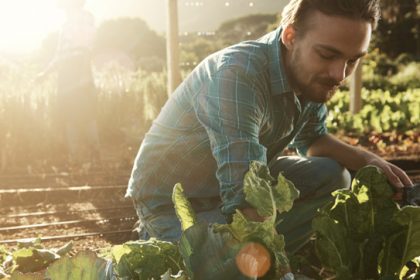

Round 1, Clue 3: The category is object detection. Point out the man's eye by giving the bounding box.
[318,52,335,60]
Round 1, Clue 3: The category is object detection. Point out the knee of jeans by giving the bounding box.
[320,158,351,196]
[321,158,352,192]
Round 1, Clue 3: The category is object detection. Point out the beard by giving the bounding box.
[285,47,341,103]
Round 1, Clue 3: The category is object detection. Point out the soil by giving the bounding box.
[0,133,419,254]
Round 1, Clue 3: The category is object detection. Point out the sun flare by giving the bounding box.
[0,0,65,53]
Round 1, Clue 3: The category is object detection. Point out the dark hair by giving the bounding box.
[281,0,381,33]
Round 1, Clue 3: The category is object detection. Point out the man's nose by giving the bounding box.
[328,61,347,83]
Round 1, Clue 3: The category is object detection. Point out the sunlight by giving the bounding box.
[0,0,65,54]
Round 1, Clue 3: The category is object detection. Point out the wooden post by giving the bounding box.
[350,59,363,114]
[166,0,182,96]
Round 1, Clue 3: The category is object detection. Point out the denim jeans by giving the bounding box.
[133,156,351,254]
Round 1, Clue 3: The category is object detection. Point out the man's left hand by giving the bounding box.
[366,157,413,190]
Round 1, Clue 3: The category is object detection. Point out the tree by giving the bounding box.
[216,13,278,45]
[95,18,166,70]
[373,0,419,58]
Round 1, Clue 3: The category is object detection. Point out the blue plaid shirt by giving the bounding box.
[126,27,328,216]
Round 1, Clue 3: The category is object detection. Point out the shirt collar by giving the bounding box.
[258,27,292,96]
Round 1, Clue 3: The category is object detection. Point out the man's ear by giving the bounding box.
[281,25,296,50]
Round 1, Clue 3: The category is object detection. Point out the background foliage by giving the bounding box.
[0,3,418,171]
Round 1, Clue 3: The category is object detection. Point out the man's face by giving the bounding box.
[284,11,372,103]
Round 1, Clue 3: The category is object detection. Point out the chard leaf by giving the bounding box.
[45,251,108,280]
[394,206,420,271]
[329,189,368,240]
[312,213,353,280]
[223,210,276,244]
[173,183,197,231]
[12,248,59,273]
[178,222,241,280]
[313,165,405,279]
[54,242,73,257]
[380,230,406,277]
[160,269,187,280]
[111,239,182,280]
[342,166,399,237]
[242,161,298,277]
[173,185,243,279]
[173,161,298,279]
[16,239,42,250]
[243,161,299,219]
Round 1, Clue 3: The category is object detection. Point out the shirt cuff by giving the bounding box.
[220,194,252,222]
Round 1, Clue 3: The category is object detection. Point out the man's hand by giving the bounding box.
[366,157,413,189]
[308,134,413,190]
[241,207,266,222]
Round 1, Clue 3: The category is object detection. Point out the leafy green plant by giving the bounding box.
[0,239,73,278]
[110,239,183,280]
[7,250,111,280]
[312,166,420,280]
[45,251,109,280]
[173,161,300,279]
[327,88,420,134]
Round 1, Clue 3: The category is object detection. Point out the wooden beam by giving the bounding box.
[350,60,363,114]
[166,0,182,96]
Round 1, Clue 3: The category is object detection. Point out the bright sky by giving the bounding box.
[0,0,148,54]
[0,0,166,54]
[0,0,64,54]
[0,0,283,54]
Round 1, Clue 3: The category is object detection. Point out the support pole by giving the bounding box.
[350,60,363,114]
[166,0,182,96]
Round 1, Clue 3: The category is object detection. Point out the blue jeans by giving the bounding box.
[132,156,351,253]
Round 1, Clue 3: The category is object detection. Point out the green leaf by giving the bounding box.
[16,239,42,250]
[351,166,394,201]
[111,239,182,280]
[12,248,59,273]
[45,251,108,280]
[178,222,241,280]
[312,214,353,280]
[312,165,406,279]
[173,162,298,279]
[172,183,197,231]
[54,242,73,257]
[380,230,405,277]
[160,269,188,280]
[394,206,420,271]
[243,161,299,218]
[350,166,398,235]
[172,186,242,279]
[225,210,275,244]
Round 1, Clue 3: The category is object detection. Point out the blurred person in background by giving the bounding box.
[35,0,101,168]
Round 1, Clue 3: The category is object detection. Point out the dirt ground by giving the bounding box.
[0,132,419,253]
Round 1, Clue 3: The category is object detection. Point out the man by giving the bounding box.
[127,0,412,256]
